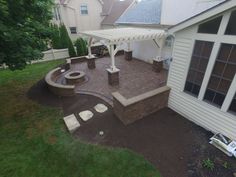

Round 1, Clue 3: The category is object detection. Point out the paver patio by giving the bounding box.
[56,55,167,101]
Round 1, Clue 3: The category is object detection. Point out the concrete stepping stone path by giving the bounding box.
[94,104,108,113]
[63,114,80,133]
[79,110,94,121]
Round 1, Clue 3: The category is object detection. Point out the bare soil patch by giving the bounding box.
[28,79,236,177]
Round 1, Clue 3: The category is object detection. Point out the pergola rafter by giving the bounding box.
[80,27,167,85]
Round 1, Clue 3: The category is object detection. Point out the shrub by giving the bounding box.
[51,24,75,57]
[51,24,62,49]
[74,38,83,56]
[59,24,70,49]
[75,38,87,56]
[68,38,76,57]
[82,38,88,55]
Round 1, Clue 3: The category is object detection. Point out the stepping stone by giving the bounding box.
[63,114,80,133]
[94,104,108,113]
[79,110,94,121]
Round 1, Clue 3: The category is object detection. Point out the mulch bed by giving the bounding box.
[28,79,236,177]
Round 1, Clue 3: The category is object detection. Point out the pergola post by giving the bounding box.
[124,42,132,61]
[80,27,167,85]
[153,38,165,73]
[86,37,96,69]
[106,44,120,86]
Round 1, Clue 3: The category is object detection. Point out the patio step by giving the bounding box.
[63,114,80,133]
[76,90,113,107]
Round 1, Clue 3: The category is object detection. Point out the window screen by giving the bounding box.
[81,5,88,15]
[184,41,214,96]
[198,16,222,34]
[229,93,236,113]
[225,10,236,35]
[204,44,236,107]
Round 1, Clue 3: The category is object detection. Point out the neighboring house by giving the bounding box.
[101,0,135,29]
[168,0,236,139]
[115,0,226,64]
[52,0,103,40]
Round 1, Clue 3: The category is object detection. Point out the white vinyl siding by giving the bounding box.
[167,8,236,139]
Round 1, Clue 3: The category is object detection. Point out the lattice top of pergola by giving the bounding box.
[80,27,166,44]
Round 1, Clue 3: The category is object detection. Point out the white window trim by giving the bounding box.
[182,9,236,114]
[221,74,236,112]
[198,42,220,100]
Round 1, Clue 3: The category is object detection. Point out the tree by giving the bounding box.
[74,38,84,56]
[59,24,69,49]
[51,24,61,49]
[68,38,76,57]
[82,38,88,55]
[74,38,88,56]
[59,24,76,57]
[0,0,53,70]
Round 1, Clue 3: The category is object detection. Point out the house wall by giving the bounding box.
[167,9,236,139]
[161,0,225,25]
[53,0,103,41]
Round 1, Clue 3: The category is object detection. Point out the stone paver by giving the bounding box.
[57,55,167,100]
[63,114,80,133]
[94,104,108,113]
[79,110,94,121]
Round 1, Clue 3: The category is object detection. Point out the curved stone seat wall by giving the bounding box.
[45,67,75,96]
[45,56,88,97]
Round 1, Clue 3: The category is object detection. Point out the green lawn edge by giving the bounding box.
[0,60,162,177]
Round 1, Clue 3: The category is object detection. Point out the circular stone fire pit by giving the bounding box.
[65,71,86,85]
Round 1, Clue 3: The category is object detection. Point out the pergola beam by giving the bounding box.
[79,28,167,85]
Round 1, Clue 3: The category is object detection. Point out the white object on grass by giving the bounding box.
[79,110,94,121]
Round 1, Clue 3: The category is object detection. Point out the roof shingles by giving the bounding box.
[116,0,162,24]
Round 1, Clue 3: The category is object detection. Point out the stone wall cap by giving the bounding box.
[112,86,171,107]
[106,68,120,73]
[85,55,96,59]
[45,67,75,89]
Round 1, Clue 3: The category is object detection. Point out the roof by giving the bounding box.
[80,27,166,44]
[169,0,235,33]
[101,0,135,25]
[101,0,115,15]
[116,0,162,25]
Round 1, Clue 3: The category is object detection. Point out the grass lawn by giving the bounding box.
[0,60,161,177]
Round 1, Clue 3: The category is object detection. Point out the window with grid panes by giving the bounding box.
[204,44,236,107]
[184,40,214,96]
[80,5,88,15]
[225,10,236,35]
[198,16,222,34]
[229,93,236,113]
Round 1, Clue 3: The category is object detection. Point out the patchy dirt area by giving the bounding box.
[28,79,236,177]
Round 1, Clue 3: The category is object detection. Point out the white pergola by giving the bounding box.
[80,28,167,72]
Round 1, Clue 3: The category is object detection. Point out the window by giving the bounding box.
[225,10,236,35]
[198,16,222,34]
[70,27,77,34]
[184,40,214,96]
[80,5,88,15]
[204,44,236,107]
[53,7,61,21]
[229,93,236,113]
[165,36,174,48]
